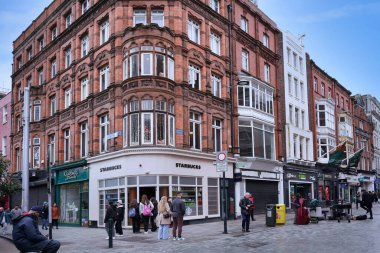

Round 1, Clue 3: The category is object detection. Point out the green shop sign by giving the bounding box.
[56,167,89,185]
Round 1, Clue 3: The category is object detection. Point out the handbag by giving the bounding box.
[163,212,171,219]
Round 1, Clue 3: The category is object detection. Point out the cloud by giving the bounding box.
[298,2,380,23]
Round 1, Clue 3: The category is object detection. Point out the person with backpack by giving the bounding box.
[104,201,117,239]
[115,200,125,237]
[150,197,158,232]
[139,194,153,234]
[171,191,186,240]
[129,199,140,233]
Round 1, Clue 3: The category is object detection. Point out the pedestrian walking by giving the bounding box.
[10,205,22,222]
[356,191,361,210]
[104,201,117,239]
[41,202,49,230]
[150,197,158,232]
[361,190,373,219]
[115,200,125,237]
[156,196,171,240]
[129,199,140,233]
[0,207,11,235]
[12,206,61,253]
[52,203,60,229]
[248,193,255,221]
[171,191,186,240]
[239,192,252,232]
[139,194,153,234]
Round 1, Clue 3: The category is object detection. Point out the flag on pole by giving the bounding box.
[343,148,364,168]
[327,141,347,166]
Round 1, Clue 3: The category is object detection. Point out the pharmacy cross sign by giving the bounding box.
[216,151,228,172]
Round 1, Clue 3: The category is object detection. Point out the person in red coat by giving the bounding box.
[248,194,255,221]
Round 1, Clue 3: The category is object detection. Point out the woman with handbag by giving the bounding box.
[156,196,171,240]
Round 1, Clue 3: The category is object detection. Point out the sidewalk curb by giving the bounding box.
[0,234,13,242]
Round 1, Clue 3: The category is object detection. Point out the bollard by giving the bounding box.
[108,218,113,248]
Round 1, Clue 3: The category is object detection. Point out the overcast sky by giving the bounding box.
[1,0,379,98]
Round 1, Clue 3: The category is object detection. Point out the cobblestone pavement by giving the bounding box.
[1,205,379,253]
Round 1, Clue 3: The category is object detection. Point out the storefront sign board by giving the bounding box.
[56,167,89,185]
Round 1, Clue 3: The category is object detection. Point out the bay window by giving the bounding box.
[123,104,128,147]
[188,64,200,90]
[317,138,335,159]
[188,19,200,44]
[168,114,175,146]
[168,57,174,80]
[133,10,147,26]
[211,74,221,98]
[238,120,275,159]
[212,119,222,152]
[100,65,109,91]
[141,53,153,75]
[80,122,88,158]
[151,10,164,27]
[156,54,166,77]
[100,115,109,153]
[130,54,139,77]
[190,112,201,150]
[64,129,70,162]
[316,103,335,129]
[142,113,153,144]
[130,113,139,146]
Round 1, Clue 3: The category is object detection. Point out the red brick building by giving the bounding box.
[11,0,282,225]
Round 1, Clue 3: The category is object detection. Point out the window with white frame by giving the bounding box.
[51,59,57,78]
[188,64,200,90]
[100,20,109,45]
[288,74,292,95]
[151,10,164,27]
[156,53,166,77]
[63,129,70,162]
[314,77,318,92]
[1,136,6,156]
[80,122,88,158]
[190,112,201,150]
[240,16,248,32]
[33,141,40,168]
[263,33,269,48]
[65,13,72,28]
[27,47,33,61]
[168,57,174,80]
[49,135,55,165]
[210,32,221,55]
[238,120,275,159]
[294,78,298,98]
[168,113,175,146]
[156,100,166,145]
[142,112,153,145]
[81,0,89,14]
[133,10,147,26]
[50,96,56,116]
[34,104,41,122]
[100,65,109,91]
[141,53,153,75]
[81,35,89,57]
[317,137,335,159]
[212,119,222,152]
[100,114,109,152]
[242,50,248,71]
[211,74,221,98]
[300,82,304,100]
[295,107,299,127]
[210,0,219,12]
[38,69,44,85]
[51,26,57,41]
[321,83,325,96]
[38,37,44,51]
[2,106,7,124]
[237,80,274,115]
[81,77,88,101]
[130,112,139,146]
[65,47,71,68]
[264,63,270,83]
[130,54,139,78]
[316,103,335,129]
[64,88,71,109]
[188,19,200,44]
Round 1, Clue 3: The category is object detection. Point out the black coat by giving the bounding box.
[104,205,117,223]
[116,206,125,222]
[170,198,185,217]
[362,192,373,207]
[41,206,49,219]
[239,197,252,214]
[12,215,49,252]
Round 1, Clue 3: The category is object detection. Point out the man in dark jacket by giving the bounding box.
[115,200,125,236]
[239,192,253,232]
[171,191,186,240]
[104,201,117,239]
[12,206,60,253]
[361,190,373,219]
[41,202,49,230]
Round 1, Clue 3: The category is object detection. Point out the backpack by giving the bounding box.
[128,207,136,218]
[142,203,152,216]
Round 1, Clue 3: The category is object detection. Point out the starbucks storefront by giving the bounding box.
[53,160,89,227]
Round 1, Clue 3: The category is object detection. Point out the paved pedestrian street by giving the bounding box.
[2,204,380,253]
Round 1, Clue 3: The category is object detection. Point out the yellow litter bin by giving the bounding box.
[276,204,286,224]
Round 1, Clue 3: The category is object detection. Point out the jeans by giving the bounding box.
[42,218,48,229]
[41,239,61,253]
[142,215,150,232]
[241,212,250,231]
[1,222,8,235]
[115,220,123,235]
[158,224,170,240]
[105,221,115,237]
[172,216,184,238]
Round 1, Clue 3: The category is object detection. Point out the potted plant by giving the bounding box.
[308,199,322,217]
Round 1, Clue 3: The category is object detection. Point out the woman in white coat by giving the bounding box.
[156,196,171,240]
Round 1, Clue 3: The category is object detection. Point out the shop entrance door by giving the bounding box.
[139,187,156,201]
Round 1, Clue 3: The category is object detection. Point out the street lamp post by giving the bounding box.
[47,144,53,239]
[21,87,30,213]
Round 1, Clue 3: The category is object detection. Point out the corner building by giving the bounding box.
[11,0,280,226]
